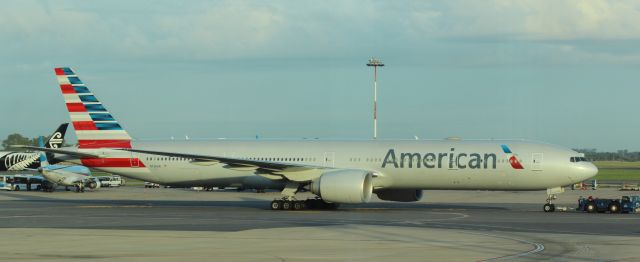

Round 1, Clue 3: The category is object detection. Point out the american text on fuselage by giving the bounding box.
[382,148,497,169]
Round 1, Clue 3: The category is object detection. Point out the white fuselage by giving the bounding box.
[37,164,93,187]
[41,169,86,187]
[61,139,597,191]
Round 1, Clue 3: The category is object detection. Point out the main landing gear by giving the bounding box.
[543,187,564,212]
[74,184,85,193]
[270,198,339,211]
[270,181,339,211]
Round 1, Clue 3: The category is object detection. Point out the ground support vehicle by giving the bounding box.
[97,175,125,187]
[578,196,640,213]
[0,175,43,191]
[144,182,161,188]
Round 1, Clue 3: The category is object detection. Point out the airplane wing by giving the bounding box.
[121,148,327,182]
[10,145,102,159]
[0,170,40,176]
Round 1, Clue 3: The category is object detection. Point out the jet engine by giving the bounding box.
[310,170,373,204]
[85,179,100,189]
[375,189,423,202]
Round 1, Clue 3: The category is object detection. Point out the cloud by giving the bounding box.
[408,0,640,41]
[521,1,640,40]
[1,0,640,64]
[0,1,289,60]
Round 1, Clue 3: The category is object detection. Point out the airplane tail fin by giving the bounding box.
[45,123,68,149]
[38,136,49,167]
[54,67,132,149]
[45,123,68,161]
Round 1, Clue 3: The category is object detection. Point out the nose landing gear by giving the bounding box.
[543,187,564,212]
[543,203,556,212]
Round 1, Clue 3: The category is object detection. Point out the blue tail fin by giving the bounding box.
[38,136,49,167]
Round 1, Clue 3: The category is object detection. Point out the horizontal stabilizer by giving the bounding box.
[10,145,103,159]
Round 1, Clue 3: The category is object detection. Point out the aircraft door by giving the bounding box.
[532,153,543,171]
[130,153,140,168]
[323,152,335,168]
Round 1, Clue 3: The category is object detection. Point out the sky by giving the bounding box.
[1,0,639,151]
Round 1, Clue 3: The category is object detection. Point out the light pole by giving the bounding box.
[367,57,384,139]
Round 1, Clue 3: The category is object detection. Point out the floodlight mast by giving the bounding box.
[367,57,384,139]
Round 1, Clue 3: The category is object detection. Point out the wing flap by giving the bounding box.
[121,148,322,174]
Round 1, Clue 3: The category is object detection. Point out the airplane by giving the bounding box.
[18,67,598,212]
[0,123,68,173]
[33,136,99,193]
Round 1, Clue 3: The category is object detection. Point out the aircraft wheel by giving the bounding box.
[270,200,282,210]
[543,203,555,212]
[293,201,303,210]
[282,201,292,210]
[608,202,620,213]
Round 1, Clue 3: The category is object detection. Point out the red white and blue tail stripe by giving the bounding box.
[55,67,132,149]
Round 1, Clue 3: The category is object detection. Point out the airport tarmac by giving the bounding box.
[1,187,639,261]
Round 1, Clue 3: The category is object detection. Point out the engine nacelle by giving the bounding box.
[85,180,100,189]
[375,189,423,202]
[310,170,373,204]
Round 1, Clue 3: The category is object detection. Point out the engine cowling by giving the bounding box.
[375,189,423,202]
[310,170,373,204]
[85,180,100,189]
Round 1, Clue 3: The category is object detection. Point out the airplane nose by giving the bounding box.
[576,162,598,181]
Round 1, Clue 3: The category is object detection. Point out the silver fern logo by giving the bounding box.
[5,153,40,171]
[49,132,63,148]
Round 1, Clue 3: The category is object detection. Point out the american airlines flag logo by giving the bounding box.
[501,144,524,169]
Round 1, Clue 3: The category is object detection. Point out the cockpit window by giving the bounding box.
[570,157,588,162]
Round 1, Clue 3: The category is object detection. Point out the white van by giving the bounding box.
[97,175,125,187]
